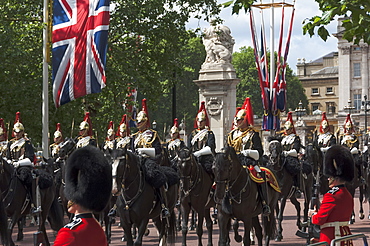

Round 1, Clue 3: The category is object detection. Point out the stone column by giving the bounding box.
[194,23,240,151]
[361,44,369,97]
[338,45,351,114]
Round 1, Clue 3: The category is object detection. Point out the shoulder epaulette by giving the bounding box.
[327,186,339,194]
[64,218,82,230]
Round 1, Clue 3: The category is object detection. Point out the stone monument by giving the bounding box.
[194,23,240,151]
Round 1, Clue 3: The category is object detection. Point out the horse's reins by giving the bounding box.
[179,154,201,197]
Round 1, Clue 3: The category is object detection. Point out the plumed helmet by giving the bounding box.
[117,114,130,136]
[170,118,179,134]
[319,112,330,134]
[231,107,242,130]
[235,97,254,127]
[106,121,114,138]
[193,101,210,128]
[137,99,150,128]
[343,114,354,134]
[13,112,24,135]
[324,145,354,182]
[0,118,7,140]
[284,112,296,134]
[54,123,63,138]
[79,112,93,136]
[64,145,112,212]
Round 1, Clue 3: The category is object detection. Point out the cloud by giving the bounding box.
[186,0,338,74]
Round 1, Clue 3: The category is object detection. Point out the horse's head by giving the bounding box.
[110,148,127,196]
[212,146,238,204]
[0,158,14,188]
[177,147,195,193]
[268,140,283,168]
[58,138,76,159]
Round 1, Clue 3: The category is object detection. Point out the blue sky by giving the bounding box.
[186,0,338,74]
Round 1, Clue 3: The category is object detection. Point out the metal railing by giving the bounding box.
[307,233,368,246]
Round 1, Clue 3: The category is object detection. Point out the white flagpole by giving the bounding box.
[270,0,275,98]
[42,0,49,158]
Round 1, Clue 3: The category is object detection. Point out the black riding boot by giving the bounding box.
[159,185,170,218]
[294,175,301,198]
[108,204,117,217]
[258,171,271,216]
[29,178,41,215]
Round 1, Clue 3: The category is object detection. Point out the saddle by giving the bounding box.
[247,166,281,193]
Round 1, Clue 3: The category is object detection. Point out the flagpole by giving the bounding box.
[270,0,274,100]
[42,0,49,158]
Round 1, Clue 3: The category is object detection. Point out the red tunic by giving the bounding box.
[312,185,353,246]
[54,213,107,246]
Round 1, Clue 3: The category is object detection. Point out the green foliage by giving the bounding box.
[0,0,219,147]
[232,46,308,117]
[302,0,370,45]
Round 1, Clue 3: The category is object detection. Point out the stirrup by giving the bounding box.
[31,206,42,215]
[262,204,271,216]
[161,207,170,218]
[108,208,116,217]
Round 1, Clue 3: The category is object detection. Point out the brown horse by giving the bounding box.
[112,148,179,246]
[267,140,313,242]
[0,158,56,246]
[212,146,279,246]
[177,146,215,246]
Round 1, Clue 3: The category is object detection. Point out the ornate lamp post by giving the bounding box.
[152,120,157,130]
[344,98,355,114]
[294,100,306,125]
[362,95,370,137]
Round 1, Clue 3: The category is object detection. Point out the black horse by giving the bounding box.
[0,158,57,246]
[177,146,215,246]
[0,187,10,246]
[112,148,179,246]
[213,146,279,246]
[267,140,313,242]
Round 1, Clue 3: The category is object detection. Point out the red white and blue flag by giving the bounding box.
[52,0,110,108]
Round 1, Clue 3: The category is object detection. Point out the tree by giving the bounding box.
[0,0,220,145]
[232,46,308,117]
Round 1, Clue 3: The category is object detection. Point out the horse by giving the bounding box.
[0,158,57,246]
[0,187,10,246]
[267,140,313,242]
[176,146,215,246]
[112,148,179,246]
[212,146,279,246]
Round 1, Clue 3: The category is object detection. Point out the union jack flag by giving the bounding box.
[52,0,110,108]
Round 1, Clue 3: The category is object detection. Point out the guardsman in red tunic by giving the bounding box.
[54,145,112,246]
[311,145,354,246]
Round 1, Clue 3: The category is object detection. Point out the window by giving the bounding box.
[311,88,319,95]
[354,63,361,77]
[353,47,361,51]
[354,94,361,110]
[312,103,319,112]
[326,87,333,94]
[326,102,335,114]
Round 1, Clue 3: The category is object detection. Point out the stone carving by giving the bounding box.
[207,97,223,116]
[202,23,235,67]
[340,46,351,55]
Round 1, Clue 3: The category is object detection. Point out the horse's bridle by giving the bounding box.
[179,153,201,197]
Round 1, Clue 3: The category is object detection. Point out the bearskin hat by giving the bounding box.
[193,101,210,129]
[324,145,354,182]
[64,145,112,212]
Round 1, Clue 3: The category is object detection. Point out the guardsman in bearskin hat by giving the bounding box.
[75,112,97,148]
[280,111,302,196]
[0,118,8,156]
[311,145,354,246]
[116,114,131,150]
[54,145,112,246]
[339,114,364,183]
[6,112,40,214]
[227,97,270,215]
[50,123,64,159]
[101,121,116,155]
[188,101,216,176]
[130,98,171,218]
[166,118,185,166]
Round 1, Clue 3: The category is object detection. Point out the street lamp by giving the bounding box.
[152,120,157,130]
[294,100,306,122]
[362,95,370,136]
[344,98,355,114]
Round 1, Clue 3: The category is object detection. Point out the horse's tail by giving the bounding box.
[0,188,10,246]
[263,211,277,240]
[47,196,65,231]
[167,209,177,245]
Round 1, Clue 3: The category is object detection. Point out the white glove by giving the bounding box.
[241,149,259,161]
[283,149,298,157]
[13,158,33,168]
[350,147,359,155]
[193,146,212,157]
[137,148,156,158]
[13,161,19,168]
[363,145,368,154]
[320,147,330,153]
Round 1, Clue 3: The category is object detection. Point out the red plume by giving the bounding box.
[141,98,150,128]
[83,112,93,136]
[193,101,210,129]
[285,112,296,134]
[319,112,330,133]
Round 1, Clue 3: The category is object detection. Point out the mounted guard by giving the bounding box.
[166,118,185,166]
[75,112,97,148]
[227,97,270,216]
[116,114,131,150]
[101,121,116,155]
[6,111,40,214]
[188,101,215,177]
[50,123,65,159]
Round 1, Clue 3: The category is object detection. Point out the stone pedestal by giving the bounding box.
[194,66,240,151]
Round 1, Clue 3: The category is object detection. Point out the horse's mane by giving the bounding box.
[215,146,239,172]
[178,146,191,159]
